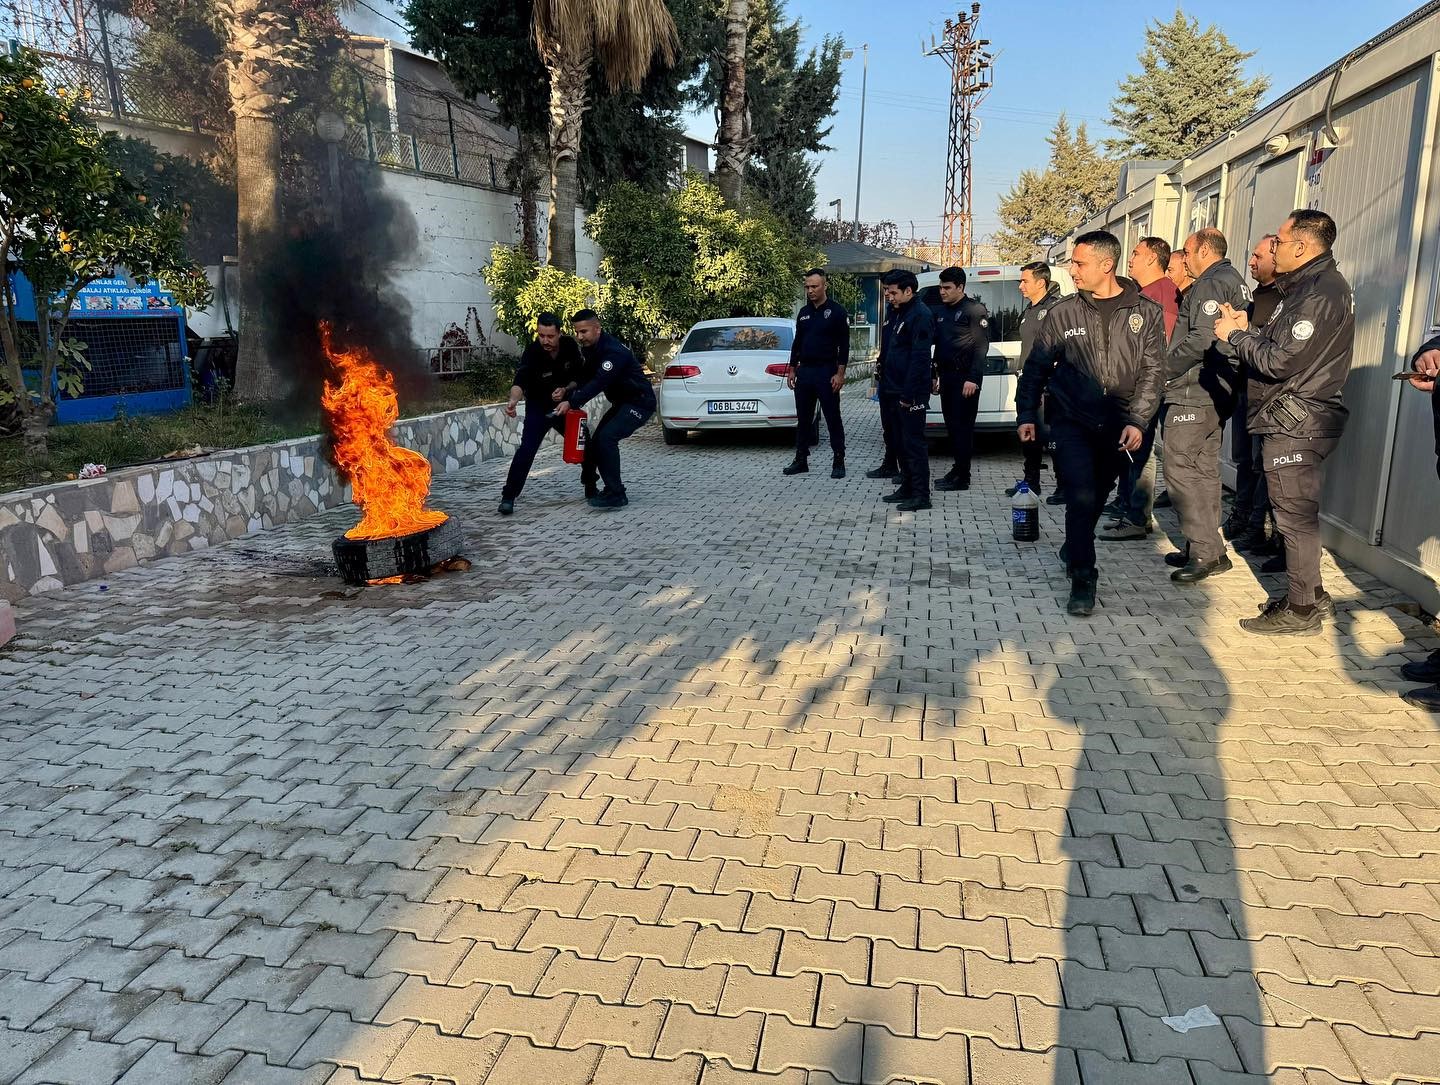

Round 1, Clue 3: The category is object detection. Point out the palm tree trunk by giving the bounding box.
[714,0,749,206]
[516,130,544,261]
[231,112,283,402]
[543,44,591,273]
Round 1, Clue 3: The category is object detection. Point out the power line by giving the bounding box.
[349,0,411,37]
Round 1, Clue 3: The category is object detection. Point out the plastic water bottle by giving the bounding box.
[1011,480,1040,542]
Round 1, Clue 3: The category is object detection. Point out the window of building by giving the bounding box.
[1188,181,1221,234]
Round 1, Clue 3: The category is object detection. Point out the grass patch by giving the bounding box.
[0,361,517,496]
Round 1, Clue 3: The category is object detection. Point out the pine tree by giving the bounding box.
[1107,9,1269,160]
[994,116,1119,264]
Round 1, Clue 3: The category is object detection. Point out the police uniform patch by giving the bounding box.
[1201,299,1219,316]
[1291,320,1315,342]
[602,360,614,371]
[1128,313,1143,333]
[1038,309,1049,320]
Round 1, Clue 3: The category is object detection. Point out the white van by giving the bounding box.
[914,264,1074,432]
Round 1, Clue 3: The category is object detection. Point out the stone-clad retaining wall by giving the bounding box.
[0,402,521,601]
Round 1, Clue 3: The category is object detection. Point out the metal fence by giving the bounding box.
[347,125,511,191]
[34,49,203,131]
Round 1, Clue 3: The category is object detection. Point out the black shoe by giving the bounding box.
[866,465,900,479]
[1164,545,1191,568]
[1253,592,1334,618]
[1260,552,1287,574]
[1402,684,1440,711]
[1046,492,1068,506]
[935,476,970,492]
[1099,520,1151,541]
[882,489,912,503]
[1102,500,1126,520]
[1155,490,1173,508]
[1222,512,1251,540]
[831,461,846,479]
[1233,528,1269,554]
[1400,650,1440,684]
[1170,553,1234,583]
[588,492,629,510]
[1067,570,1098,617]
[1239,597,1322,636]
[783,459,809,475]
[896,496,932,511]
[584,483,600,499]
[498,499,514,516]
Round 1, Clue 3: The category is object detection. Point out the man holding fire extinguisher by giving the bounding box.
[499,312,586,516]
[555,309,657,510]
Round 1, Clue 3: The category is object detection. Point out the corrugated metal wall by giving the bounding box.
[1380,58,1440,592]
[1313,64,1430,538]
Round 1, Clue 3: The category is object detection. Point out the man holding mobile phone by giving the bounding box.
[1214,209,1354,636]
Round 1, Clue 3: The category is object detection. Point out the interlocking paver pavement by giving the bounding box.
[3,389,1439,1084]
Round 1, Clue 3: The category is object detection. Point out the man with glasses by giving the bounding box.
[1214,210,1354,635]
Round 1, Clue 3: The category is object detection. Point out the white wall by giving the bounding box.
[378,169,524,355]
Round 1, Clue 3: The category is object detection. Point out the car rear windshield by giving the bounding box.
[680,324,794,353]
[920,281,1025,343]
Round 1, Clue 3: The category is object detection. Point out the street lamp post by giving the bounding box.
[852,44,868,241]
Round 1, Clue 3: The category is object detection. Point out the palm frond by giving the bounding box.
[533,0,679,91]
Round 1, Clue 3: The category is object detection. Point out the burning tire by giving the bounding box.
[332,516,463,585]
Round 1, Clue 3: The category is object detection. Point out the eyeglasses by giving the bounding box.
[1268,237,1303,252]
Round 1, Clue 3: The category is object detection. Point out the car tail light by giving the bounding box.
[764,363,791,376]
[664,364,701,379]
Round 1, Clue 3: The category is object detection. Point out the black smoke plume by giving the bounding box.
[257,157,434,432]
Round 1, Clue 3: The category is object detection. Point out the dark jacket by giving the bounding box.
[1229,251,1353,438]
[876,295,935,403]
[931,294,990,385]
[790,299,850,369]
[570,332,657,412]
[513,336,584,403]
[1165,258,1251,405]
[1248,281,1282,329]
[1016,279,1166,431]
[1018,283,1064,368]
[1414,334,1440,473]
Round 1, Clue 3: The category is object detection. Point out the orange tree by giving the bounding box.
[0,48,210,457]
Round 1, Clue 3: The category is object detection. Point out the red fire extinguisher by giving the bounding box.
[562,408,589,464]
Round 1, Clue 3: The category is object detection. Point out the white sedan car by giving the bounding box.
[658,317,800,444]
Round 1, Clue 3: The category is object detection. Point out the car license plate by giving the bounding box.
[708,400,758,414]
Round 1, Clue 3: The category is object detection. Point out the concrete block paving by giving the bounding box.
[2,390,1438,1083]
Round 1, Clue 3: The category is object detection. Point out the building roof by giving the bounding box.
[822,241,925,275]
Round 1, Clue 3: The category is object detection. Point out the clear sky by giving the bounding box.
[344,0,1423,245]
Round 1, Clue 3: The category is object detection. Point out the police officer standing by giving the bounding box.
[1229,234,1284,560]
[1017,231,1165,617]
[784,268,849,478]
[498,312,586,515]
[1014,261,1064,501]
[1214,209,1354,635]
[555,309,657,510]
[1162,228,1252,582]
[877,269,936,511]
[930,266,990,491]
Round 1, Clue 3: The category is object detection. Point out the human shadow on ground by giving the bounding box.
[0,401,1267,1084]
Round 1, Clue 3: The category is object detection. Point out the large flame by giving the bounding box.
[319,321,448,541]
